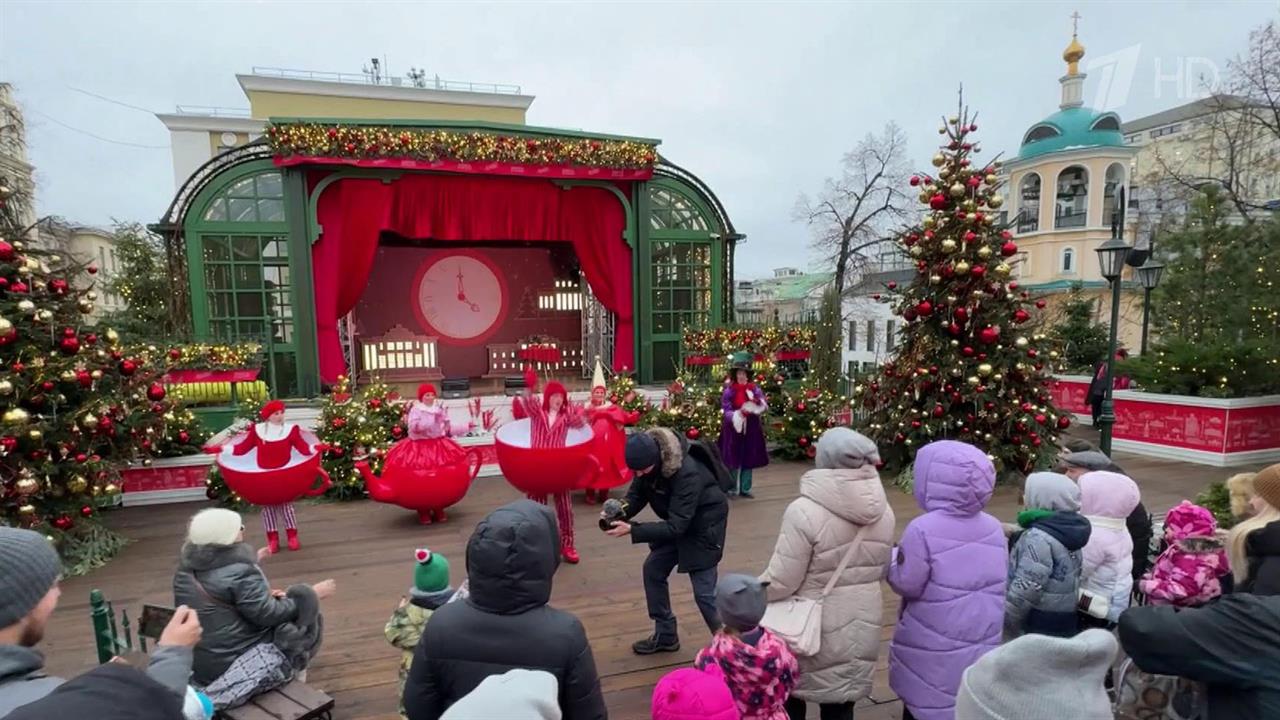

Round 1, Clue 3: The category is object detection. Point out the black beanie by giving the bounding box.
[625,433,661,471]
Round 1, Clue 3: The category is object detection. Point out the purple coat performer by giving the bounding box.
[717,354,768,498]
[887,440,1007,720]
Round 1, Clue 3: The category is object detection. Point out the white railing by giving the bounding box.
[249,66,522,95]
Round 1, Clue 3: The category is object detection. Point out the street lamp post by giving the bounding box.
[1135,257,1165,355]
[1095,187,1132,456]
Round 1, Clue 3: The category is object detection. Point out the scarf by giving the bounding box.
[1017,508,1055,528]
[731,382,752,410]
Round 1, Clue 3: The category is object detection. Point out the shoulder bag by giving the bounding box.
[760,523,870,656]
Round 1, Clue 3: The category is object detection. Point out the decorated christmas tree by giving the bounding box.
[773,383,850,461]
[313,375,402,500]
[859,106,1067,476]
[605,371,654,425]
[656,373,723,443]
[0,180,207,570]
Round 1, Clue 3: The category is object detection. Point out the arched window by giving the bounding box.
[1023,124,1062,145]
[1102,163,1126,225]
[1061,247,1076,274]
[1055,166,1089,229]
[1091,115,1121,132]
[649,186,711,231]
[1017,173,1041,233]
[201,172,285,222]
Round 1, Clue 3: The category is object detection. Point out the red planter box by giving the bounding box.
[119,455,213,506]
[1049,375,1280,467]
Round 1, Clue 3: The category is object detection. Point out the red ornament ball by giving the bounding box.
[909,175,921,186]
[929,194,948,210]
[83,333,97,345]
[146,382,167,402]
[59,337,80,355]
[686,427,701,440]
[1013,309,1031,324]
[1001,241,1019,257]
[81,505,94,518]
[119,359,138,376]
[331,417,346,429]
[75,453,87,463]
[798,436,810,447]
[971,264,987,277]
[978,326,1000,344]
[887,281,898,290]
[1057,416,1072,430]
[9,281,27,294]
[1035,414,1047,425]
[0,240,13,261]
[48,279,69,296]
[168,348,182,360]
[52,515,74,531]
[368,397,383,410]
[178,431,190,444]
[917,300,934,317]
[806,446,817,459]
[933,405,945,418]
[961,346,976,357]
[391,425,404,438]
[86,265,98,275]
[953,307,969,323]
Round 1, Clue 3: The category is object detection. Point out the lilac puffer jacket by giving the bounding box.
[887,441,1007,720]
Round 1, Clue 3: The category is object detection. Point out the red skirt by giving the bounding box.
[383,437,467,470]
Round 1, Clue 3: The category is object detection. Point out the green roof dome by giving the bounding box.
[1017,106,1124,160]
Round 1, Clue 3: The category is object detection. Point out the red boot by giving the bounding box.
[562,544,580,564]
[266,531,280,555]
[417,509,433,525]
[432,509,447,523]
[286,528,300,551]
[583,489,596,505]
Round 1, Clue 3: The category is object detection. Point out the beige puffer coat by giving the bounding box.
[760,466,895,704]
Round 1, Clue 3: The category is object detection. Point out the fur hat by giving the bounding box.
[259,399,286,421]
[1251,464,1280,512]
[414,548,450,593]
[186,508,242,546]
[417,383,437,401]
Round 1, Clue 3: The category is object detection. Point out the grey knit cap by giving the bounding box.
[715,573,770,632]
[1024,472,1081,513]
[0,527,62,628]
[1062,451,1121,473]
[815,427,881,470]
[956,628,1117,720]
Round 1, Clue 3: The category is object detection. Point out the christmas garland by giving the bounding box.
[681,325,818,362]
[267,123,658,170]
[158,342,262,371]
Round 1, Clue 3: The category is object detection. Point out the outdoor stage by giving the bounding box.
[42,441,1251,720]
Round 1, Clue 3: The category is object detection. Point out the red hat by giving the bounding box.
[418,383,437,400]
[259,400,285,420]
[542,381,568,412]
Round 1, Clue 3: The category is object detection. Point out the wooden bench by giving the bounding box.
[89,590,335,720]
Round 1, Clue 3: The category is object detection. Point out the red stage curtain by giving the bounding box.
[311,173,633,382]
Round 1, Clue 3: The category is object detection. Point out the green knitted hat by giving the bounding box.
[413,548,450,592]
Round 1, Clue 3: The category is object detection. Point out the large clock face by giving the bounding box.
[412,250,508,345]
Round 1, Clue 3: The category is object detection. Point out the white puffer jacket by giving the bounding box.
[760,467,895,704]
[1079,471,1142,623]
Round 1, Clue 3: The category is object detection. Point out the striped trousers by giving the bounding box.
[261,503,297,532]
[527,492,575,551]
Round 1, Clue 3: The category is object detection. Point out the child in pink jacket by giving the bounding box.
[1139,500,1231,607]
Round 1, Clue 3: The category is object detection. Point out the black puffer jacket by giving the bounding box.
[3,663,185,720]
[1120,594,1280,719]
[403,500,606,720]
[1240,521,1280,596]
[172,542,300,684]
[622,427,729,573]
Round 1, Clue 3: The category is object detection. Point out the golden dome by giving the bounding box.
[1063,35,1085,75]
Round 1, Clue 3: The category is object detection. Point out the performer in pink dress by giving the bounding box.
[229,400,327,553]
[513,366,587,563]
[584,359,640,505]
[381,384,470,523]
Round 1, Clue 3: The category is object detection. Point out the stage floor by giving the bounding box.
[40,438,1250,719]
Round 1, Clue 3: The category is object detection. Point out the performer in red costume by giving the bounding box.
[228,400,328,553]
[380,383,471,523]
[583,359,640,505]
[512,365,587,563]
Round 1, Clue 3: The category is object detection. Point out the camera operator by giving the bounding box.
[602,428,729,655]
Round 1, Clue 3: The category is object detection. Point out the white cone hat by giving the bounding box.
[592,357,607,390]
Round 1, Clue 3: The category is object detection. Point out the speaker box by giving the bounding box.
[441,377,470,399]
[504,375,527,396]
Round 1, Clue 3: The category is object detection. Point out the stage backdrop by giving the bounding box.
[312,173,632,383]
[354,245,581,378]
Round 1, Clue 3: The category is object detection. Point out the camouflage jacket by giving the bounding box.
[385,587,454,677]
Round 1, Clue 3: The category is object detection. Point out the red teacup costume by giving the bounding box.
[223,400,329,553]
[512,368,586,563]
[380,385,470,522]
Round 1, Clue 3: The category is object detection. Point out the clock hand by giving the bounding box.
[456,267,466,301]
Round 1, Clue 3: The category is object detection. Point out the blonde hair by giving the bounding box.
[1227,472,1258,519]
[1228,500,1280,585]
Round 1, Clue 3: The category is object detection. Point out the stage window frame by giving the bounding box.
[186,163,300,398]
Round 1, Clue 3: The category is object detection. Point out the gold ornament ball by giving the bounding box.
[955,260,972,274]
[15,477,38,495]
[994,263,1012,277]
[963,200,977,212]
[67,475,88,493]
[0,380,11,396]
[17,300,34,314]
[17,504,35,517]
[90,370,103,380]
[949,182,966,198]
[0,317,10,334]
[1049,350,1060,359]
[977,246,993,259]
[977,363,994,376]
[909,245,923,257]
[105,329,119,345]
[3,408,29,425]
[1015,337,1030,348]
[49,255,60,264]
[938,167,951,179]
[985,173,998,185]
[923,216,936,229]
[60,370,76,382]
[931,153,946,167]
[918,192,932,203]
[27,429,41,441]
[941,238,958,252]
[930,274,943,284]
[966,375,981,386]
[16,265,31,277]
[34,310,52,322]
[78,299,94,314]
[103,483,120,495]
[987,194,1004,208]
[993,373,1003,382]
[82,413,99,429]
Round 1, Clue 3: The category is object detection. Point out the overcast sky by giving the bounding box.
[1,1,1274,279]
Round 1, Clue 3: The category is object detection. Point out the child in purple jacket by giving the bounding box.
[887,440,1007,720]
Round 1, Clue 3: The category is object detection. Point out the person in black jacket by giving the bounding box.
[1118,594,1280,719]
[403,499,606,720]
[606,427,729,655]
[3,663,187,720]
[1059,446,1154,582]
[1227,463,1280,596]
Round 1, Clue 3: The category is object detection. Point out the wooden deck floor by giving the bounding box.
[39,441,1260,720]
